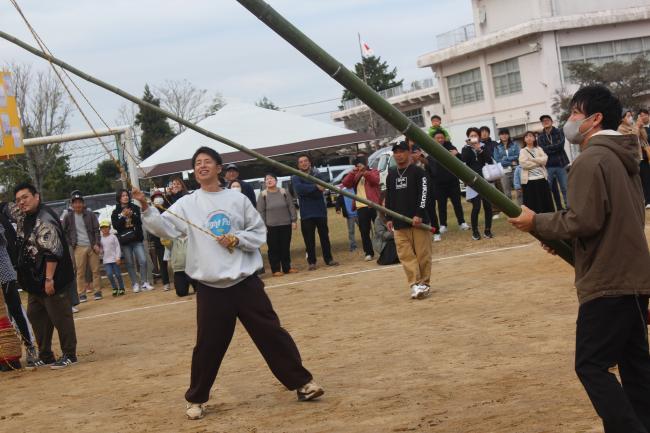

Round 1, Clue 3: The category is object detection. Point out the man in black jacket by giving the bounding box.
[427,131,469,233]
[537,114,569,210]
[11,182,77,369]
[0,202,38,370]
[385,141,432,300]
[224,164,257,207]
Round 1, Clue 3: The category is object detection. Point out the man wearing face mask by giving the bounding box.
[508,85,650,433]
[224,164,257,207]
[537,115,570,210]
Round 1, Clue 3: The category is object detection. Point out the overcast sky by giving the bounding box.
[0,0,472,172]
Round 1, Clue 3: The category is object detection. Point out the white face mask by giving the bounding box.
[153,197,164,206]
[469,136,479,144]
[563,113,596,145]
[231,186,241,192]
[627,116,634,126]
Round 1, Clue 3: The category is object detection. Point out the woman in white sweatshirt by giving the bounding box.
[133,147,323,421]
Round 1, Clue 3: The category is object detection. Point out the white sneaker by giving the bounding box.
[132,284,140,293]
[410,284,421,299]
[142,282,154,291]
[185,403,204,420]
[646,204,650,209]
[492,214,500,220]
[459,222,470,231]
[433,234,442,242]
[364,255,373,261]
[439,225,448,234]
[163,284,171,291]
[417,284,431,299]
[71,306,79,314]
[296,380,324,401]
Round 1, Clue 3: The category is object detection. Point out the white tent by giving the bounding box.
[139,102,370,177]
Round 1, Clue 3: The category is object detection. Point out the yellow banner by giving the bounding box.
[0,71,25,159]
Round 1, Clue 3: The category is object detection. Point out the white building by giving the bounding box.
[333,1,650,147]
[417,0,650,141]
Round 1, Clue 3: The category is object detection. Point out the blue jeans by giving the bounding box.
[547,166,568,209]
[104,262,125,290]
[346,216,358,251]
[121,242,148,287]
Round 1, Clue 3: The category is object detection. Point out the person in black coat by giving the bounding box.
[427,131,469,232]
[461,127,494,240]
[224,164,257,207]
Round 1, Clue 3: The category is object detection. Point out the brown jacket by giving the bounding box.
[62,208,101,248]
[534,132,650,304]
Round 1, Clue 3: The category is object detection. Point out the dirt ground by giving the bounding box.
[1,219,612,433]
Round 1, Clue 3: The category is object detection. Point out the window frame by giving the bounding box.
[447,68,484,106]
[490,57,522,97]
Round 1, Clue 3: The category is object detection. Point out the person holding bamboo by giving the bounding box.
[133,146,323,421]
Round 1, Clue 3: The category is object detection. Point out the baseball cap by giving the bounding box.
[70,190,84,202]
[225,163,239,172]
[99,220,111,228]
[392,141,409,152]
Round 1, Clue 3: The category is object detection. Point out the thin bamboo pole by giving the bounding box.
[0,30,436,234]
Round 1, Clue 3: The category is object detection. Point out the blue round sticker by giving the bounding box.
[207,212,231,236]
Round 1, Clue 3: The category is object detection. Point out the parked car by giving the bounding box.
[368,145,466,193]
[368,147,395,192]
[316,164,354,206]
[328,166,355,203]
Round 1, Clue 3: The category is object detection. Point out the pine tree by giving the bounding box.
[341,55,403,103]
[135,85,176,160]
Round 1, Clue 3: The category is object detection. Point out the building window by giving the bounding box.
[447,68,484,106]
[560,36,650,80]
[402,108,424,127]
[491,58,522,97]
[499,124,527,138]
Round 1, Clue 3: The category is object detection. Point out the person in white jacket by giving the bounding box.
[132,147,323,421]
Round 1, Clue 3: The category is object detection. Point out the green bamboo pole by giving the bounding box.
[234,0,575,266]
[0,30,435,234]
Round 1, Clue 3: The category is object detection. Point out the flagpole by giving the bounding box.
[357,33,377,137]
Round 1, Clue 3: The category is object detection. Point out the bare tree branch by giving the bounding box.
[155,79,207,133]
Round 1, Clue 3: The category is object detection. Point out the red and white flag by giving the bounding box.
[361,41,374,57]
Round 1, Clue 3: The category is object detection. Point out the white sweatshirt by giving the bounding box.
[142,188,266,288]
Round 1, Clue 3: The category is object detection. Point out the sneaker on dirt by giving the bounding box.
[50,354,78,370]
[185,403,205,420]
[297,381,324,401]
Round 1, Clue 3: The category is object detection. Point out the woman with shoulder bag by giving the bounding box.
[518,131,555,213]
[461,127,494,240]
[111,189,153,293]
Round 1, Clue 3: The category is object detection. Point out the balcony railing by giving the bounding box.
[341,78,436,111]
[436,23,475,50]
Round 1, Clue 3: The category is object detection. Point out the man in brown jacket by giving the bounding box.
[62,191,102,302]
[509,85,650,433]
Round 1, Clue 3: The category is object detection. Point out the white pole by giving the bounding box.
[22,126,130,146]
[124,127,140,189]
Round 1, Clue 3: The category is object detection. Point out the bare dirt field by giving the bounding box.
[1,212,613,433]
